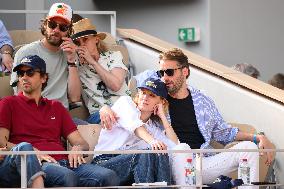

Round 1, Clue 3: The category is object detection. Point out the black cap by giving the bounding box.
[13,55,46,73]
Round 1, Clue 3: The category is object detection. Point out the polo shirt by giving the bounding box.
[0,92,77,160]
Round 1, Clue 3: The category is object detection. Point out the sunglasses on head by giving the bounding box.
[17,69,41,77]
[47,20,70,32]
[158,67,184,77]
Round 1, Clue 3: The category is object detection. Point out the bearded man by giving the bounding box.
[10,2,81,109]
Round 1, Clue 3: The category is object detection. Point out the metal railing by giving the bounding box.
[0,148,282,188]
[0,10,116,38]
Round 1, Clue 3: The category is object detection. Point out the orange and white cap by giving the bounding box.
[47,3,72,23]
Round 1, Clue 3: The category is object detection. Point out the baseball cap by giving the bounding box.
[47,3,72,24]
[137,78,168,99]
[13,55,46,73]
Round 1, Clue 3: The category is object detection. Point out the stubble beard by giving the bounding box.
[167,74,185,96]
[45,32,63,47]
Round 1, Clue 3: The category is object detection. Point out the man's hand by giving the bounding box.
[1,53,13,72]
[60,37,77,62]
[68,145,86,168]
[33,148,57,165]
[99,105,118,130]
[258,135,275,165]
[0,147,7,161]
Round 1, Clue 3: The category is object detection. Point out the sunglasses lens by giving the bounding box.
[48,20,69,32]
[17,69,37,77]
[59,25,69,32]
[158,70,164,77]
[165,69,174,76]
[26,69,35,77]
[158,69,175,77]
[73,40,80,46]
[17,70,24,77]
[48,21,57,29]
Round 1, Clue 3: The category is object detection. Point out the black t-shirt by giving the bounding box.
[167,92,205,149]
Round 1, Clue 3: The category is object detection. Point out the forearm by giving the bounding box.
[72,143,89,151]
[161,117,179,144]
[67,65,81,102]
[134,126,155,144]
[90,61,126,91]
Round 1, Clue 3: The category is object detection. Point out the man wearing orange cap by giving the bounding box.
[11,2,81,109]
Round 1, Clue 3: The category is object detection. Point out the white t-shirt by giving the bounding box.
[11,41,69,108]
[95,96,176,154]
[78,51,131,114]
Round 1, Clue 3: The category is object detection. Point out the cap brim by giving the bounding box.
[13,63,37,72]
[47,16,71,24]
[137,86,160,97]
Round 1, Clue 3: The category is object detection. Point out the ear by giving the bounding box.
[182,67,189,77]
[41,74,47,84]
[95,36,100,43]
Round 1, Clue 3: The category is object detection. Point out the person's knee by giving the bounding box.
[14,142,33,151]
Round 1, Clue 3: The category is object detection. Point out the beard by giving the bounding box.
[166,74,185,95]
[45,32,63,47]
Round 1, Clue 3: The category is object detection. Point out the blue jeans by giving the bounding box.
[87,111,101,124]
[42,159,119,187]
[92,153,173,188]
[0,142,44,188]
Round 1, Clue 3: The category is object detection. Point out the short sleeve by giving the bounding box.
[108,51,128,71]
[0,98,12,130]
[111,96,144,133]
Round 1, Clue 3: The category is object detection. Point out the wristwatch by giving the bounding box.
[1,50,12,56]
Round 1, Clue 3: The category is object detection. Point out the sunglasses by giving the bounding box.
[17,69,41,77]
[158,67,184,77]
[47,20,70,32]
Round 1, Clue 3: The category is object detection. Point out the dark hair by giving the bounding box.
[159,48,190,78]
[72,14,84,23]
[268,73,284,90]
[40,18,73,37]
[41,72,49,91]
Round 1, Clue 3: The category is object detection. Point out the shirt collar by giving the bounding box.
[18,92,47,105]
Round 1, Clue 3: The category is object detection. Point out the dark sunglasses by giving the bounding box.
[158,67,184,77]
[47,20,70,32]
[17,69,40,77]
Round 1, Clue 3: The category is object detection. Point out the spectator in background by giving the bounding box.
[10,2,81,109]
[231,63,260,79]
[71,18,130,124]
[0,20,14,72]
[268,73,284,90]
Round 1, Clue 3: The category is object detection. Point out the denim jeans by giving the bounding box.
[42,159,119,187]
[92,153,173,188]
[87,111,101,124]
[0,142,45,188]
